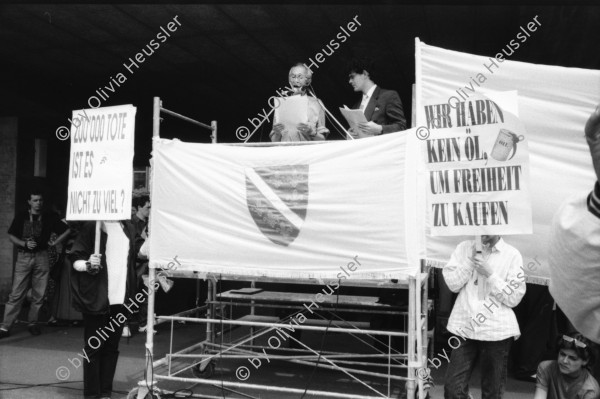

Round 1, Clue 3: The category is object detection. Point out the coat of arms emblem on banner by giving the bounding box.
[245,165,309,246]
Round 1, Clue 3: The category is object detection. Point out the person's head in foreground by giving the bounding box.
[534,332,599,399]
[557,333,595,375]
[586,105,600,182]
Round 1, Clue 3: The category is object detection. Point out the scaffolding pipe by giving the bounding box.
[155,375,389,399]
[156,315,409,337]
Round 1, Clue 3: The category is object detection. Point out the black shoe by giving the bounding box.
[47,318,65,326]
[0,329,9,339]
[28,324,41,336]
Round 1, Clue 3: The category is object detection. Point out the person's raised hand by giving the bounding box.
[468,255,493,278]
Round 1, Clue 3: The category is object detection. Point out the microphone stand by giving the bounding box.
[308,88,353,140]
[242,107,276,143]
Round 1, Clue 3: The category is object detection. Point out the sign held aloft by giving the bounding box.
[67,104,136,220]
[419,93,532,236]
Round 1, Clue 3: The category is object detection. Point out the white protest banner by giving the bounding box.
[419,93,532,236]
[148,133,425,279]
[416,40,600,279]
[67,104,136,220]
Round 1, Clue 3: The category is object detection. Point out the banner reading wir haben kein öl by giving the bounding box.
[419,93,532,236]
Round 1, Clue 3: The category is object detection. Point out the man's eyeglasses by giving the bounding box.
[563,335,587,348]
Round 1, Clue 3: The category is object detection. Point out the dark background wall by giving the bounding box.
[1,3,599,299]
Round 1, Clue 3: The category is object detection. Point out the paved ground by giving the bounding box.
[0,320,536,399]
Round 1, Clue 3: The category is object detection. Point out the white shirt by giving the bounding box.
[360,85,377,112]
[104,221,129,305]
[443,238,526,341]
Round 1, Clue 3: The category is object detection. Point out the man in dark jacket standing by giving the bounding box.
[346,58,407,137]
[0,190,69,338]
[70,220,142,399]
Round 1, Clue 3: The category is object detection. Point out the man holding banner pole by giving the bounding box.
[66,104,138,398]
[70,220,142,399]
[442,234,526,399]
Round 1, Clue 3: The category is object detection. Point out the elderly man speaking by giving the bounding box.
[270,63,329,142]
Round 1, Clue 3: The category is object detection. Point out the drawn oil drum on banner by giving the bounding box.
[490,129,525,161]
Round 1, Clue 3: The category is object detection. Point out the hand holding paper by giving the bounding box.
[358,121,383,136]
[274,96,309,141]
[297,123,314,140]
[340,107,379,138]
[270,123,285,142]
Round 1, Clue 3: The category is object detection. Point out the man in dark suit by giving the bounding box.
[346,58,407,138]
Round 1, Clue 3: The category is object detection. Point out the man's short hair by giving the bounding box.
[558,332,596,369]
[27,189,44,200]
[346,58,376,82]
[132,194,150,209]
[289,63,313,86]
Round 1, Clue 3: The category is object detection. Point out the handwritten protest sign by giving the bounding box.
[419,93,532,236]
[67,105,136,220]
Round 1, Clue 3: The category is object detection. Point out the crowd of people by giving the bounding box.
[267,58,600,399]
[0,58,599,399]
[0,191,151,398]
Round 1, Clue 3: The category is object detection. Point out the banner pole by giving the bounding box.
[94,221,101,254]
[474,235,484,299]
[414,37,422,129]
[153,97,161,138]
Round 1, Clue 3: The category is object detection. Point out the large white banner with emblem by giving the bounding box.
[148,133,425,279]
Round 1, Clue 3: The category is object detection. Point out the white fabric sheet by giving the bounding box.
[416,40,600,278]
[148,133,424,279]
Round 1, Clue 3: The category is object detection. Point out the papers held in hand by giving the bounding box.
[274,95,309,141]
[339,107,372,138]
